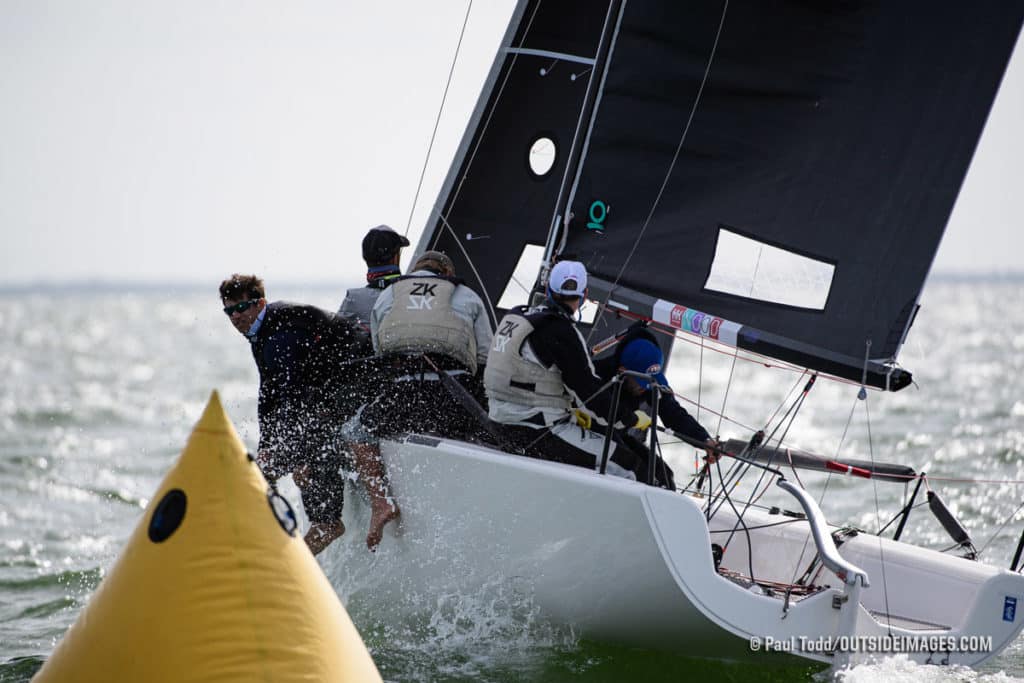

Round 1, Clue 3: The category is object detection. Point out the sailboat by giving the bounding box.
[325,0,1024,669]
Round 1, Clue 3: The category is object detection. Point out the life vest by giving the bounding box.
[377,275,477,372]
[483,308,571,411]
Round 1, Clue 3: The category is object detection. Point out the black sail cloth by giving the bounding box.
[416,0,1024,390]
[563,1,1024,387]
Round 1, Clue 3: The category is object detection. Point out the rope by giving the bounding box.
[404,0,475,237]
[522,374,621,451]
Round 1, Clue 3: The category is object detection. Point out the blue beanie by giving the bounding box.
[619,339,668,390]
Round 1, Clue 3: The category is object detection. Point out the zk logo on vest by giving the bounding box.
[493,320,519,353]
[406,282,438,310]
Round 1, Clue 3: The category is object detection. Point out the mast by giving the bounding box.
[539,1,624,274]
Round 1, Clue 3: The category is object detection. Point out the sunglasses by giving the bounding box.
[223,299,260,316]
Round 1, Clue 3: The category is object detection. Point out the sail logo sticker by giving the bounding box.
[669,305,723,340]
[669,305,686,328]
[1004,596,1017,622]
[587,200,608,232]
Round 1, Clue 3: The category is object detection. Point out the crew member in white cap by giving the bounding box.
[483,260,650,478]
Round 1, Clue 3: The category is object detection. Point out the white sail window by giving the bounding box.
[496,244,598,323]
[528,137,557,176]
[578,297,599,324]
[705,229,835,310]
[497,244,545,309]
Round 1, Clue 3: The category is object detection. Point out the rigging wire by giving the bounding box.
[712,375,812,515]
[428,1,543,246]
[403,0,475,237]
[696,338,705,427]
[790,387,862,587]
[861,343,894,636]
[607,306,877,391]
[586,0,731,339]
[715,349,740,439]
[977,499,1024,558]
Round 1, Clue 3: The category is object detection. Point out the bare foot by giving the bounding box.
[366,498,400,551]
[305,519,345,556]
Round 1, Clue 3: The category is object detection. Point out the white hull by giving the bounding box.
[323,435,1024,668]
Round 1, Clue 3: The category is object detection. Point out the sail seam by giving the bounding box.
[504,47,596,65]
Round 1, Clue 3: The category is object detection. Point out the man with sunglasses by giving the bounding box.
[219,274,368,555]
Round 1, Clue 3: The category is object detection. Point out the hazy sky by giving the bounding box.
[1,2,1021,287]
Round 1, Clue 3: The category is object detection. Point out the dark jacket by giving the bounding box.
[251,302,369,454]
[524,302,639,429]
[594,327,710,443]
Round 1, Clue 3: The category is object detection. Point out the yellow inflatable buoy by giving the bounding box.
[34,391,382,682]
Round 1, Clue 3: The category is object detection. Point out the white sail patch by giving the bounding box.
[705,229,835,310]
[652,300,740,347]
[497,244,545,310]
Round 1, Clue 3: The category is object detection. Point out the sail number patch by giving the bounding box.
[1004,596,1017,622]
[587,200,608,232]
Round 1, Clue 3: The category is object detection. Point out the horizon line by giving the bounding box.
[0,269,1022,294]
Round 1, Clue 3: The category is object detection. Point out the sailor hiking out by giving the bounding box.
[484,260,653,479]
[219,273,368,554]
[348,250,494,548]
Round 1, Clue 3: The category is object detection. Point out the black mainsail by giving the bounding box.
[419,1,1024,389]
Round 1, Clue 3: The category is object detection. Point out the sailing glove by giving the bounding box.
[633,410,652,431]
[573,409,592,430]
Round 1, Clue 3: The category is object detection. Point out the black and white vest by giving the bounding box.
[377,275,477,372]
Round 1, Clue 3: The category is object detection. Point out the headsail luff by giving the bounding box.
[561,2,1024,389]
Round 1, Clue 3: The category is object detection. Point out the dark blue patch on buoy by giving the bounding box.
[148,489,187,543]
[268,489,298,536]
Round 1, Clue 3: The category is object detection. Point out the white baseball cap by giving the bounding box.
[549,260,588,295]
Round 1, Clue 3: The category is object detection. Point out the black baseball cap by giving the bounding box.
[361,225,410,264]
